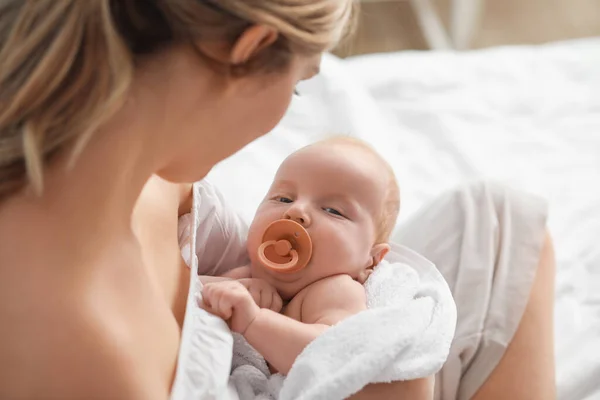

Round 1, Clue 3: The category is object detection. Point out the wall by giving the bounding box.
[335,0,600,56]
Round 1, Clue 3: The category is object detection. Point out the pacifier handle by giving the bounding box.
[258,240,300,271]
[257,219,312,274]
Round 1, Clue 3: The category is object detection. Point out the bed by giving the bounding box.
[207,37,600,400]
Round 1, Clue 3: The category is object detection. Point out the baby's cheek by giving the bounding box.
[316,229,353,264]
[247,219,266,250]
[331,230,370,266]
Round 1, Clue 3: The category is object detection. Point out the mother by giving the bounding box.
[0,1,555,399]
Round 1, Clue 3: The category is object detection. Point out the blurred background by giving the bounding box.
[335,0,600,56]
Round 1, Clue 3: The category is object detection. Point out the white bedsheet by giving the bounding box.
[208,38,600,400]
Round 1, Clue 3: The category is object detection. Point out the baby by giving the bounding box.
[201,137,400,375]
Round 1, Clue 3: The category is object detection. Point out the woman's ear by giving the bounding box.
[370,243,390,268]
[230,25,278,65]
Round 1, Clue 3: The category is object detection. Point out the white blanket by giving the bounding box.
[230,245,456,400]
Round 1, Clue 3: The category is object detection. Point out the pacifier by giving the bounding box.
[257,219,312,274]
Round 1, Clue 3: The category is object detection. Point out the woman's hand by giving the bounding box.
[237,278,283,313]
[201,281,260,333]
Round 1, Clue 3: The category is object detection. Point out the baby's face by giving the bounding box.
[247,143,389,300]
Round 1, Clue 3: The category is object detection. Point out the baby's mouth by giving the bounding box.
[257,219,312,274]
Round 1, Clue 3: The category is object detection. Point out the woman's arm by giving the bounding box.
[348,377,434,400]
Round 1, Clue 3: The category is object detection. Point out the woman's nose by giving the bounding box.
[283,205,311,227]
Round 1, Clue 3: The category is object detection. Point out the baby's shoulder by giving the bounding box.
[290,275,359,305]
[307,274,364,295]
[300,275,366,325]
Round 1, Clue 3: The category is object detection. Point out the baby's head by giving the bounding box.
[247,137,400,300]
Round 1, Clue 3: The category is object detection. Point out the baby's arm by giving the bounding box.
[246,275,366,374]
[299,275,367,326]
[202,275,366,374]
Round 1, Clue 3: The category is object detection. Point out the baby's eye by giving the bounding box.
[277,196,293,204]
[323,207,344,217]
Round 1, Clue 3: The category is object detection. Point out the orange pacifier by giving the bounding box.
[257,219,313,274]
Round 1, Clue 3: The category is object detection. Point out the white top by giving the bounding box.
[172,180,245,400]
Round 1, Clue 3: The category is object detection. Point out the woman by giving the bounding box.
[0,0,554,399]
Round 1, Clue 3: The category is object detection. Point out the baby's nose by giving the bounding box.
[283,206,311,227]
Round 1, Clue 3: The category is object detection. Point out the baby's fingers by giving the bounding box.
[216,291,234,320]
[247,286,262,308]
[271,291,283,313]
[201,284,227,318]
[257,288,272,310]
[200,284,215,309]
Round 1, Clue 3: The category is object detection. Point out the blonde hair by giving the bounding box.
[315,136,400,243]
[0,0,356,200]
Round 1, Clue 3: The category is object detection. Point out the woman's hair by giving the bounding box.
[0,0,355,200]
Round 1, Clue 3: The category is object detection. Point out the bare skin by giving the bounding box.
[348,377,435,400]
[0,25,322,398]
[0,127,183,400]
[133,177,191,330]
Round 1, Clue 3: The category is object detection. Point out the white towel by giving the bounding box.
[231,244,457,400]
[230,333,284,400]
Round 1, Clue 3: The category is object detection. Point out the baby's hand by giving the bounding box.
[237,278,283,313]
[201,281,260,334]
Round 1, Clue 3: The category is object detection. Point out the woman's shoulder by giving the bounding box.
[0,276,169,400]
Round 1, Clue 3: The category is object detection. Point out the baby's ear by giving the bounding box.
[357,269,373,285]
[370,243,391,268]
[357,244,390,284]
